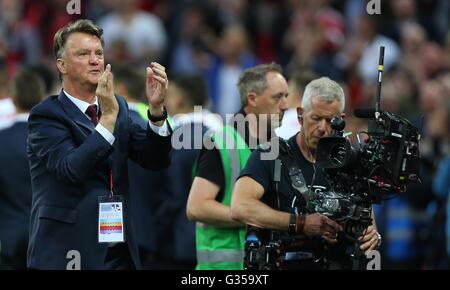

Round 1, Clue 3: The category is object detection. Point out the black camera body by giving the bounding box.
[311,109,421,241]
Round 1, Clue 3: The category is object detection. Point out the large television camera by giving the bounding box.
[311,110,421,235]
[308,47,421,267]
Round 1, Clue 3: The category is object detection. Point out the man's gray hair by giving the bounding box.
[237,63,282,107]
[53,19,104,60]
[301,77,345,113]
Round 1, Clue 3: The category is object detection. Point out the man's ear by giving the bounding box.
[56,58,66,75]
[297,107,304,124]
[247,92,257,107]
[340,112,346,119]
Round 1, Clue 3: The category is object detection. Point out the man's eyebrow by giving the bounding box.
[272,92,287,98]
[312,113,334,120]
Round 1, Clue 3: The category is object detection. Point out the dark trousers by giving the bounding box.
[104,243,136,270]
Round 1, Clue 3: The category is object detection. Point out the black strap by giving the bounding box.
[273,137,289,211]
[288,166,310,206]
[279,140,309,210]
[275,138,310,210]
[273,159,282,210]
[273,159,282,183]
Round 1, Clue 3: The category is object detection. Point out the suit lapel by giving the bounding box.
[58,90,120,167]
[57,90,95,133]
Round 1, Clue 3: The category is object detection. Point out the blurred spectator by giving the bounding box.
[85,0,116,21]
[416,0,446,43]
[418,79,449,143]
[243,0,288,64]
[98,0,167,64]
[355,14,401,84]
[437,71,450,103]
[0,70,15,130]
[444,31,450,62]
[0,0,43,75]
[28,63,58,95]
[408,78,450,269]
[42,0,78,61]
[212,0,247,26]
[434,0,450,42]
[169,1,216,75]
[433,156,450,267]
[399,22,427,85]
[387,0,417,43]
[284,0,345,81]
[205,24,259,117]
[167,73,222,131]
[419,42,449,80]
[380,69,418,119]
[343,0,365,34]
[0,69,44,269]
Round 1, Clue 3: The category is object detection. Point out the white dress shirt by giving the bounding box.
[63,90,169,145]
[13,113,30,124]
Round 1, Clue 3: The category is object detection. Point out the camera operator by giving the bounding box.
[230,77,381,269]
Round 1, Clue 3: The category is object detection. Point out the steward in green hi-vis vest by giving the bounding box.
[195,125,251,270]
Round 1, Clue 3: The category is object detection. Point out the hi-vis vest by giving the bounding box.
[195,125,251,270]
[135,102,149,121]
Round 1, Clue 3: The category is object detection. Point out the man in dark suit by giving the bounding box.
[0,70,45,269]
[26,19,172,270]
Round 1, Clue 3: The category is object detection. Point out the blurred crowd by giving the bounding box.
[0,0,450,269]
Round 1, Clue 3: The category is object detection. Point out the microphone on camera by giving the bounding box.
[353,107,377,119]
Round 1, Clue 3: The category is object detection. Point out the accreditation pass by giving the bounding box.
[98,195,125,243]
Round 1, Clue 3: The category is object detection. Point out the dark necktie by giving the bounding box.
[85,104,99,126]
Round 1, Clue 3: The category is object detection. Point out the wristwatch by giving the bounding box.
[288,213,305,236]
[288,214,297,236]
[147,107,168,122]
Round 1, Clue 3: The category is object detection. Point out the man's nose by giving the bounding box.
[279,96,288,111]
[318,119,328,133]
[89,53,100,64]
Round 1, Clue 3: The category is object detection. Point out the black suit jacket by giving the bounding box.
[26,91,171,269]
[0,121,31,269]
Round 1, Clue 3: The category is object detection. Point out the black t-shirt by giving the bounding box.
[195,147,225,195]
[195,109,262,202]
[238,134,361,268]
[239,133,330,213]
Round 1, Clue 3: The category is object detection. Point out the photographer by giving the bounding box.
[230,77,381,269]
